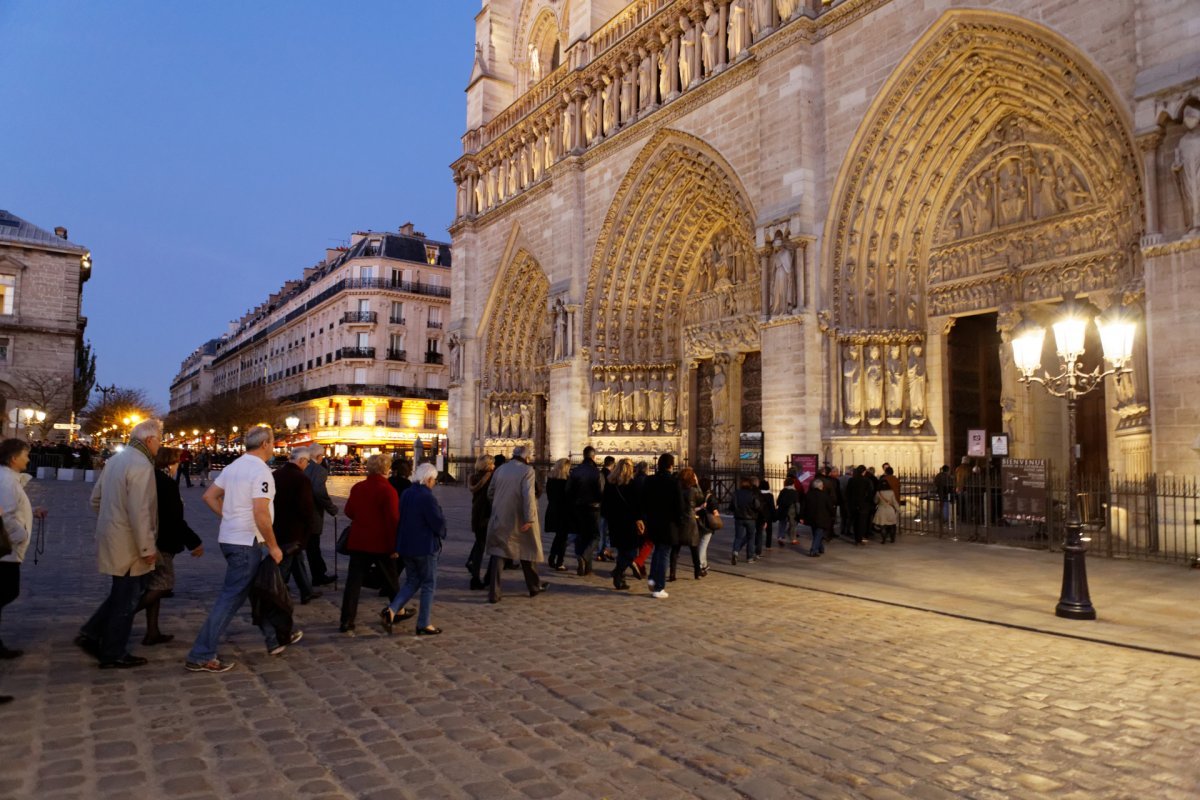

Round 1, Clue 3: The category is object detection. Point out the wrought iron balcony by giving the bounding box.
[426,320,443,329]
[338,347,376,360]
[424,352,444,365]
[389,316,406,325]
[342,311,377,324]
[386,348,407,362]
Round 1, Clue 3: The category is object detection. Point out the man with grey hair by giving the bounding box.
[273,446,318,603]
[485,445,547,603]
[304,445,339,586]
[185,425,298,673]
[76,418,163,668]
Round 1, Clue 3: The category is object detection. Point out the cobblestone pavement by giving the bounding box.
[0,478,1196,799]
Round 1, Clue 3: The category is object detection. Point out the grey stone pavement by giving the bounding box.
[0,476,1197,799]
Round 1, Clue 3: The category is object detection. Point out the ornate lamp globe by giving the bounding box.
[1011,318,1046,378]
[1096,305,1136,370]
[1051,293,1089,365]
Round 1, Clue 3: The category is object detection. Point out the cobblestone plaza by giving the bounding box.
[0,478,1195,799]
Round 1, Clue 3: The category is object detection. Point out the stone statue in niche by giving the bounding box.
[711,360,729,429]
[906,344,927,427]
[1032,151,1063,219]
[508,401,522,438]
[638,51,653,109]
[528,43,541,84]
[842,344,863,427]
[1174,104,1200,235]
[885,345,904,426]
[678,15,696,90]
[488,400,501,437]
[775,0,798,23]
[750,0,773,39]
[561,104,573,152]
[605,371,621,431]
[996,159,1027,227]
[662,369,678,433]
[711,239,732,288]
[647,370,662,431]
[701,2,720,77]
[769,231,795,316]
[448,332,463,382]
[720,236,739,283]
[551,298,567,361]
[620,69,634,122]
[633,370,648,429]
[864,345,884,427]
[621,370,636,430]
[584,90,600,144]
[658,39,672,100]
[1115,365,1138,406]
[519,401,532,438]
[499,400,513,437]
[592,368,607,431]
[728,0,749,59]
[602,76,617,135]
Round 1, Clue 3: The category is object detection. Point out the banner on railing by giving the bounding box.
[1001,458,1049,524]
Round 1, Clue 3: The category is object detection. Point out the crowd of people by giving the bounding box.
[0,418,919,689]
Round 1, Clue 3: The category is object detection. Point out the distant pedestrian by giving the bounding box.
[273,447,318,603]
[776,476,802,546]
[671,467,703,582]
[304,446,339,586]
[544,458,571,573]
[874,476,900,544]
[381,463,446,635]
[934,465,952,524]
[596,455,616,562]
[565,446,604,576]
[846,465,876,545]
[485,445,547,603]
[804,477,836,557]
[340,454,401,635]
[138,446,203,646]
[388,458,413,498]
[0,439,47,661]
[185,425,297,673]
[641,453,682,598]
[78,420,162,669]
[600,458,642,591]
[466,455,495,589]
[758,478,775,553]
[730,476,762,564]
[177,446,193,488]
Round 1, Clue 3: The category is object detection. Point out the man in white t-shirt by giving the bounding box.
[185,426,300,673]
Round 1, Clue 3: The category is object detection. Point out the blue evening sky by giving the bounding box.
[1,1,477,408]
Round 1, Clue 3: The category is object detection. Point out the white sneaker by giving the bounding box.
[651,590,669,599]
[269,630,303,656]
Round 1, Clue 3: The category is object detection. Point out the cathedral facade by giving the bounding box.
[449,0,1200,476]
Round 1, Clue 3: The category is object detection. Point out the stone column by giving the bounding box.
[717,0,729,73]
[669,29,681,99]
[1139,130,1163,243]
[761,320,810,466]
[570,90,585,152]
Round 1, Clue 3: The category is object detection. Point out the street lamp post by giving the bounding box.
[1010,293,1136,620]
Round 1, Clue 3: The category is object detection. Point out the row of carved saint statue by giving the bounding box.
[591,365,679,434]
[842,341,927,429]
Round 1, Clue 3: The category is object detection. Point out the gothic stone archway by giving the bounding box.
[478,248,551,457]
[822,9,1144,466]
[584,130,759,461]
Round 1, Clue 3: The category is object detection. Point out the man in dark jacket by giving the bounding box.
[804,476,836,556]
[730,475,762,564]
[641,453,682,598]
[274,448,318,603]
[565,446,605,576]
[304,446,339,586]
[845,465,876,545]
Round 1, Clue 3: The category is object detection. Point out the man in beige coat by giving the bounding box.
[485,445,546,603]
[76,419,161,668]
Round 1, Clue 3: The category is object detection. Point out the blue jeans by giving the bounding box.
[732,519,756,559]
[187,543,278,663]
[388,553,438,629]
[778,518,797,542]
[697,531,713,570]
[280,549,313,600]
[648,543,670,591]
[809,527,827,554]
[82,572,149,662]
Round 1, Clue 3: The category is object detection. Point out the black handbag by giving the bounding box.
[335,523,351,556]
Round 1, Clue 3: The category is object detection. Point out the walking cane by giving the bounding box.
[332,515,339,591]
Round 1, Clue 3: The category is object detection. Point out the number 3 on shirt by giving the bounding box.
[261,481,269,493]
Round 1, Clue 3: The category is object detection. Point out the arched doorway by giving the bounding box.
[822,10,1144,471]
[478,248,551,460]
[584,130,760,463]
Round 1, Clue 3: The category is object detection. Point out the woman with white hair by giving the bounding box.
[381,462,446,635]
[340,454,403,635]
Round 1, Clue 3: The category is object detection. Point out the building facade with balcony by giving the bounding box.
[449,0,1200,477]
[0,210,91,441]
[169,223,451,456]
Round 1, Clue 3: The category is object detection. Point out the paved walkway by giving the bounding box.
[0,477,1195,799]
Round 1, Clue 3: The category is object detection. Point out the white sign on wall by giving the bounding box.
[967,429,987,457]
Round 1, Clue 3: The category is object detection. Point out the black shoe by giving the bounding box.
[300,591,323,604]
[74,634,100,659]
[99,656,148,669]
[731,554,737,565]
[529,583,549,597]
[0,646,24,659]
[380,608,394,634]
[339,623,356,636]
[469,577,486,590]
[807,552,821,557]
[0,696,12,705]
[416,626,442,636]
[312,575,337,586]
[667,574,677,582]
[613,580,630,590]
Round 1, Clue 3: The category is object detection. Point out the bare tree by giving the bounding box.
[14,372,73,437]
[81,387,157,436]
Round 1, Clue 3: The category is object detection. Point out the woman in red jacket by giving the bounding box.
[339,454,408,634]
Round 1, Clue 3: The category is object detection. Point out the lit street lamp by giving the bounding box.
[1011,293,1137,620]
[285,415,300,432]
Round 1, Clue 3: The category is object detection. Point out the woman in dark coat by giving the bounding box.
[730,476,762,565]
[600,459,642,590]
[544,458,571,572]
[757,478,776,554]
[641,453,683,598]
[383,463,447,635]
[776,476,802,546]
[140,447,204,645]
[670,467,703,582]
[466,455,495,589]
[804,476,837,556]
[340,455,401,634]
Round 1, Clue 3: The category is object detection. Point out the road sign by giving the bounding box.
[53,423,82,430]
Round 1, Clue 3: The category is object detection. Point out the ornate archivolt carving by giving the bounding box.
[824,11,1144,332]
[481,249,550,397]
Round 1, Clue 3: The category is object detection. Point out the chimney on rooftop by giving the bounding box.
[399,222,415,236]
[54,226,68,240]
